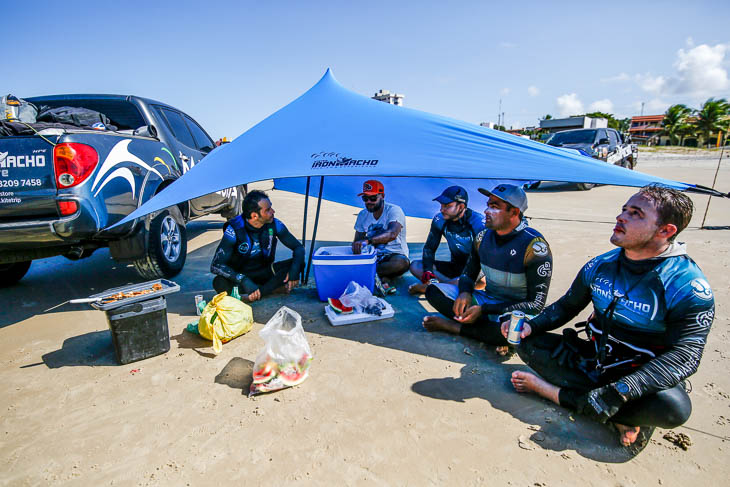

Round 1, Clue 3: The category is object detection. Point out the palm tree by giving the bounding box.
[662,104,692,145]
[694,98,730,147]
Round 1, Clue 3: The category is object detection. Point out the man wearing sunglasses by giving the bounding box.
[408,185,486,295]
[352,180,409,294]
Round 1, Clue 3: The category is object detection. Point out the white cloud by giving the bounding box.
[637,42,729,96]
[556,93,584,117]
[589,98,614,113]
[500,87,511,96]
[630,99,670,115]
[527,86,540,97]
[499,41,516,48]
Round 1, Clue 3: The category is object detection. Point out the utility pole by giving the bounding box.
[497,99,502,128]
[640,102,645,117]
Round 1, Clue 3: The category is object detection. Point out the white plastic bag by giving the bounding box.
[339,281,386,315]
[249,306,313,396]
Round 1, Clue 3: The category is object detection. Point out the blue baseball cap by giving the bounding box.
[434,185,468,205]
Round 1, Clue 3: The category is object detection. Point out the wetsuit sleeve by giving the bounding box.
[528,261,594,334]
[479,237,554,317]
[618,291,715,401]
[422,217,443,273]
[458,231,483,294]
[276,221,305,279]
[210,226,256,289]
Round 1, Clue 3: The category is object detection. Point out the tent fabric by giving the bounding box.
[273,176,526,220]
[113,69,695,228]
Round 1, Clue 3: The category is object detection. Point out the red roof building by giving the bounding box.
[629,115,664,144]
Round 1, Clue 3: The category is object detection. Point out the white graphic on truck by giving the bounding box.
[91,140,162,199]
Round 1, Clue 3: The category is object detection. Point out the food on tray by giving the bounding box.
[100,283,164,304]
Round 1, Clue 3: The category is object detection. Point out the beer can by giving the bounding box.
[194,295,204,316]
[507,311,526,345]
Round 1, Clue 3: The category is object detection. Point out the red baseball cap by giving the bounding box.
[358,180,385,196]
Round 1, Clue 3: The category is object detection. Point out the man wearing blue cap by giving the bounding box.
[408,185,485,295]
[423,184,553,352]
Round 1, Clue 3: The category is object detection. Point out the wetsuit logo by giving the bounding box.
[310,152,379,169]
[690,278,713,300]
[238,242,250,254]
[510,249,516,256]
[537,262,551,277]
[532,241,548,256]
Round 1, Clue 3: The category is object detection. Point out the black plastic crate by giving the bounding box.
[105,296,170,365]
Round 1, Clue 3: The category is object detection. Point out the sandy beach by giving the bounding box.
[1,149,729,486]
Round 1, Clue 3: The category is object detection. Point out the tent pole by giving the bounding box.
[701,143,725,228]
[301,177,311,281]
[304,176,324,285]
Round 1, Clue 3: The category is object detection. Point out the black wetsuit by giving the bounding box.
[421,208,486,279]
[210,215,304,297]
[519,244,715,428]
[425,220,553,345]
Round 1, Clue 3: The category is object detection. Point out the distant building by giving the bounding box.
[629,115,666,145]
[372,89,404,106]
[480,122,496,129]
[539,116,608,134]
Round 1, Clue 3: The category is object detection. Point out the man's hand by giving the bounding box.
[576,384,626,423]
[246,289,261,302]
[352,239,368,254]
[500,319,533,340]
[453,292,473,318]
[454,305,482,324]
[283,273,299,293]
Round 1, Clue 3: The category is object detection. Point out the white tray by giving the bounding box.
[324,299,395,326]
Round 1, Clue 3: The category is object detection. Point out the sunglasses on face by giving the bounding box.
[362,195,379,202]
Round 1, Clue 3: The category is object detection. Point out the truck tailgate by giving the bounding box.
[0,136,57,219]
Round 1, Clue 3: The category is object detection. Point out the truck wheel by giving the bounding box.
[133,210,187,279]
[0,261,32,287]
[622,157,635,170]
[220,185,245,219]
[576,183,595,191]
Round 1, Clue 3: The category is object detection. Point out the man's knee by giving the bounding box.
[656,386,692,428]
[212,276,233,294]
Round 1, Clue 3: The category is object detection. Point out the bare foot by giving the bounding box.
[422,315,462,334]
[510,371,560,404]
[409,282,427,295]
[614,423,641,446]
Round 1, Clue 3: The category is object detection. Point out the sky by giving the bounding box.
[5,1,730,138]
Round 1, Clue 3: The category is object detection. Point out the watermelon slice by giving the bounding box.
[328,297,353,314]
[279,363,309,386]
[252,360,279,384]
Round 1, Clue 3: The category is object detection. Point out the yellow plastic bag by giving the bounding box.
[198,292,254,354]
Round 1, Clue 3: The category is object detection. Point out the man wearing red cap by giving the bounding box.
[352,180,409,294]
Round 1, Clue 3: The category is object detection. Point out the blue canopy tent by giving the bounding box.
[113,69,726,281]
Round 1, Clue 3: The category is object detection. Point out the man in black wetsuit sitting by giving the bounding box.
[210,190,304,303]
[423,184,553,351]
[502,185,715,447]
[408,185,486,295]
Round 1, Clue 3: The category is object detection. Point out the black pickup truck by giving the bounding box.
[0,94,242,285]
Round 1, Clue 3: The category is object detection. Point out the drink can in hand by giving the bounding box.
[507,311,526,345]
[194,295,204,316]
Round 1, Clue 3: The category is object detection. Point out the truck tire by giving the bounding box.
[576,183,595,191]
[0,261,32,287]
[622,157,635,170]
[133,210,187,279]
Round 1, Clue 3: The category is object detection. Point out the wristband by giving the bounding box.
[422,271,437,284]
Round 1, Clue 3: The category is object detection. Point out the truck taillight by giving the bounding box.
[53,143,99,188]
[57,200,79,216]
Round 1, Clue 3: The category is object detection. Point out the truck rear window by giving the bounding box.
[25,98,146,130]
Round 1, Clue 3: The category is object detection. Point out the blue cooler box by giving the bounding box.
[312,245,376,301]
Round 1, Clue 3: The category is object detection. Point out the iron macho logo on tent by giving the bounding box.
[310,152,378,169]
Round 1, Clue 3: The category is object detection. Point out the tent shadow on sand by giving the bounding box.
[226,239,646,463]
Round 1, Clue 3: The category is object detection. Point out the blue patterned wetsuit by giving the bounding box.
[425,219,553,345]
[210,216,304,296]
[420,208,485,278]
[520,243,715,428]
